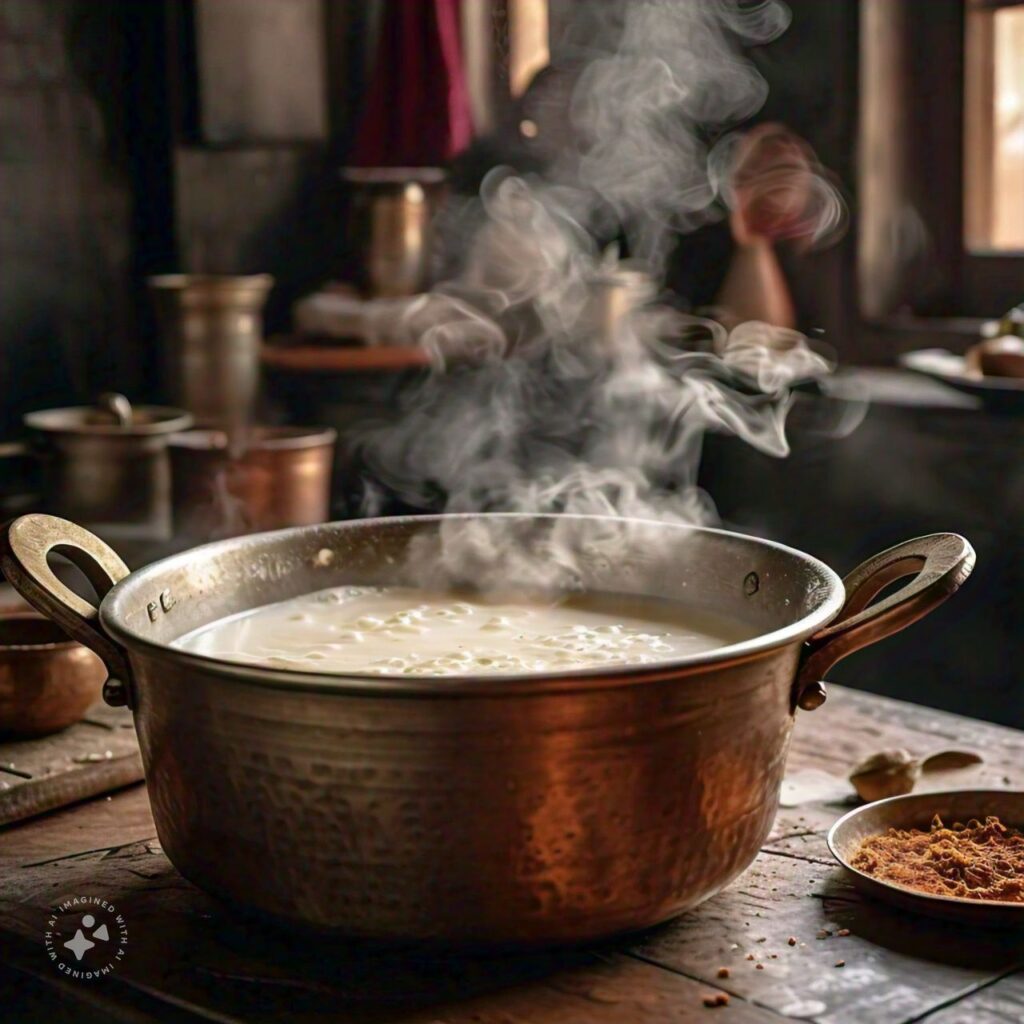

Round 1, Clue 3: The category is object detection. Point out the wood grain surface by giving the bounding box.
[0,701,142,826]
[2,685,1024,1023]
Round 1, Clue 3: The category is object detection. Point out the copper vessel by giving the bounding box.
[149,274,273,429]
[0,514,973,944]
[0,611,106,736]
[342,168,446,297]
[169,426,336,540]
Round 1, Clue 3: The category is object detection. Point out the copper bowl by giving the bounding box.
[0,513,973,944]
[0,610,106,736]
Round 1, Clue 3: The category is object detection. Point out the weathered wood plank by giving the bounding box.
[0,778,153,866]
[787,687,1024,783]
[629,851,1024,1024]
[920,971,1024,1023]
[0,838,781,1023]
[0,701,143,826]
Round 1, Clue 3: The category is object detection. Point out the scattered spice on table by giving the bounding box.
[702,993,730,1008]
[787,936,797,945]
[755,963,764,970]
[851,815,1024,902]
[836,928,851,936]
[717,967,730,979]
[835,960,846,968]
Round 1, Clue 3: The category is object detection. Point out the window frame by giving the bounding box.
[858,0,1024,323]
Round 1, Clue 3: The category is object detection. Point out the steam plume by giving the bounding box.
[356,0,853,587]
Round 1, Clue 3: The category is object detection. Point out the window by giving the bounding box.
[859,0,1024,322]
[965,1,1024,253]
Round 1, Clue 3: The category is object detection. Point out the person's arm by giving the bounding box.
[714,230,796,328]
[713,124,830,329]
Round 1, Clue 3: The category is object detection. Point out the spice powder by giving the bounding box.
[851,815,1024,902]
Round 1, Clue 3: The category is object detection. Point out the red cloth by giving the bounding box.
[351,0,473,167]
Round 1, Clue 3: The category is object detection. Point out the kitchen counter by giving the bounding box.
[3,685,1024,1022]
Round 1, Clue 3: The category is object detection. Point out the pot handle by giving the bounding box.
[794,534,975,712]
[0,513,133,707]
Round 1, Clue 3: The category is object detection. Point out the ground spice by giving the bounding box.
[851,814,1024,902]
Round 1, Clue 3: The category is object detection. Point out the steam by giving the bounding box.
[356,0,853,590]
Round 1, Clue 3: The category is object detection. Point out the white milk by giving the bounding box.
[174,586,750,676]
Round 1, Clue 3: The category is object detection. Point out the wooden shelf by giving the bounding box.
[261,340,431,374]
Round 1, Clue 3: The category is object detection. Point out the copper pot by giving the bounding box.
[169,427,336,541]
[0,513,973,944]
[0,610,106,736]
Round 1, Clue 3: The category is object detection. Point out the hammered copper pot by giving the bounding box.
[0,513,974,944]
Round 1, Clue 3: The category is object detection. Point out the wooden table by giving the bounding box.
[3,685,1024,1023]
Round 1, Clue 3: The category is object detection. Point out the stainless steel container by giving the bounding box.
[0,513,973,944]
[22,394,192,541]
[149,274,273,429]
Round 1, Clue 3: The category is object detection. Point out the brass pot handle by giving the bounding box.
[0,513,133,707]
[795,533,975,711]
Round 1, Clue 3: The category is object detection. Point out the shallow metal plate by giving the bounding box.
[900,349,1024,413]
[828,789,1024,928]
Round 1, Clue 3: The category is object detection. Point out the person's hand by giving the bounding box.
[728,124,820,249]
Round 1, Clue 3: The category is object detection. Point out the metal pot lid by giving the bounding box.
[24,393,194,437]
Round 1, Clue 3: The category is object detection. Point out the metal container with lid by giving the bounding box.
[23,393,192,541]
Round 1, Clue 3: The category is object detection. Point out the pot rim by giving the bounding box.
[98,513,845,696]
[168,425,337,452]
[25,406,194,437]
[0,610,81,653]
[147,273,274,291]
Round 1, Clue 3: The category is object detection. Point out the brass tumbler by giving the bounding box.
[149,274,273,429]
[342,168,446,297]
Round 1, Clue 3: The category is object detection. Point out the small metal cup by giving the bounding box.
[149,274,273,430]
[342,168,446,298]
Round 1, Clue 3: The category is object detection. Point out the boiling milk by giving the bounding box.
[174,586,749,676]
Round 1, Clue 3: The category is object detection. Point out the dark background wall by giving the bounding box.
[0,0,861,440]
[0,0,137,435]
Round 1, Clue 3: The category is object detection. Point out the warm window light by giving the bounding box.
[509,0,549,98]
[965,3,1024,252]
